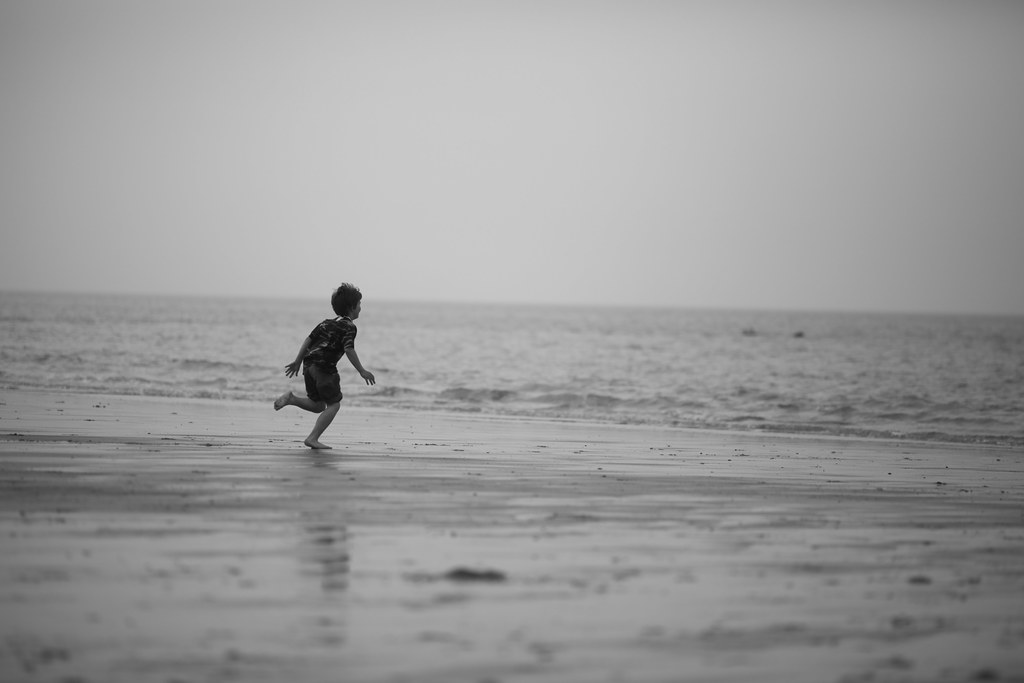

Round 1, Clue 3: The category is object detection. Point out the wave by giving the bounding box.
[439,387,519,402]
[1,351,88,365]
[371,386,429,398]
[172,358,267,374]
[531,392,623,408]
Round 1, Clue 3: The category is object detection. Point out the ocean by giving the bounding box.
[1,291,1022,447]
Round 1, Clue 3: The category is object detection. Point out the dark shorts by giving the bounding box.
[303,364,342,404]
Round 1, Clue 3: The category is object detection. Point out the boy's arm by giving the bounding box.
[345,347,375,385]
[284,337,312,377]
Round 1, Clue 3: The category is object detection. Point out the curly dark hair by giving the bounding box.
[331,283,362,316]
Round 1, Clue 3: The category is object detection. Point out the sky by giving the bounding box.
[1,1,1022,315]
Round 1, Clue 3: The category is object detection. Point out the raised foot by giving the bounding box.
[273,391,292,411]
[304,439,333,450]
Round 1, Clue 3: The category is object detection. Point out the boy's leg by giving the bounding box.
[305,401,341,449]
[276,365,333,413]
[275,391,326,413]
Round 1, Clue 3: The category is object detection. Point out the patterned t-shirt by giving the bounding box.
[303,317,357,370]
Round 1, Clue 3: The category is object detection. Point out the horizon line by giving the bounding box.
[2,286,1022,319]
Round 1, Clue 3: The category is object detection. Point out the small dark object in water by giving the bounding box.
[741,327,757,337]
[793,331,805,338]
[444,567,507,582]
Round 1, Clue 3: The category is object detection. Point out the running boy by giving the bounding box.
[274,283,375,449]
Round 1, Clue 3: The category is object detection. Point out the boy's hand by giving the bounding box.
[360,369,376,386]
[284,361,301,377]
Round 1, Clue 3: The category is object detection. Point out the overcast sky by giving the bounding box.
[2,1,1022,314]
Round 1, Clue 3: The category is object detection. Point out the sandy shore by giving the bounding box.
[1,389,1022,683]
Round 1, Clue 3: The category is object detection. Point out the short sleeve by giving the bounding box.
[341,323,357,350]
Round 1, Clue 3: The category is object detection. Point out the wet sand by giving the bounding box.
[2,389,1023,683]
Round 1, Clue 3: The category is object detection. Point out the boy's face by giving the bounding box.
[350,301,361,320]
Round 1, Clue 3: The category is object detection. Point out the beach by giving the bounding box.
[2,389,1023,683]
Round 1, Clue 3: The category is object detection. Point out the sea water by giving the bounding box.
[1,291,1022,447]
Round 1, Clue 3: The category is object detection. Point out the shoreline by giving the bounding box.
[2,389,1023,682]
[3,384,1020,450]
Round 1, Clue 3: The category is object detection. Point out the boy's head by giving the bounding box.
[331,283,362,317]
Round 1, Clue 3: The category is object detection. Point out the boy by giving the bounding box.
[274,283,375,449]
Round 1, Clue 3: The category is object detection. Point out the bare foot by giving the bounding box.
[304,439,332,450]
[274,391,292,411]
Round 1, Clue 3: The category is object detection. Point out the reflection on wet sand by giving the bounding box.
[298,451,351,593]
[301,519,349,594]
